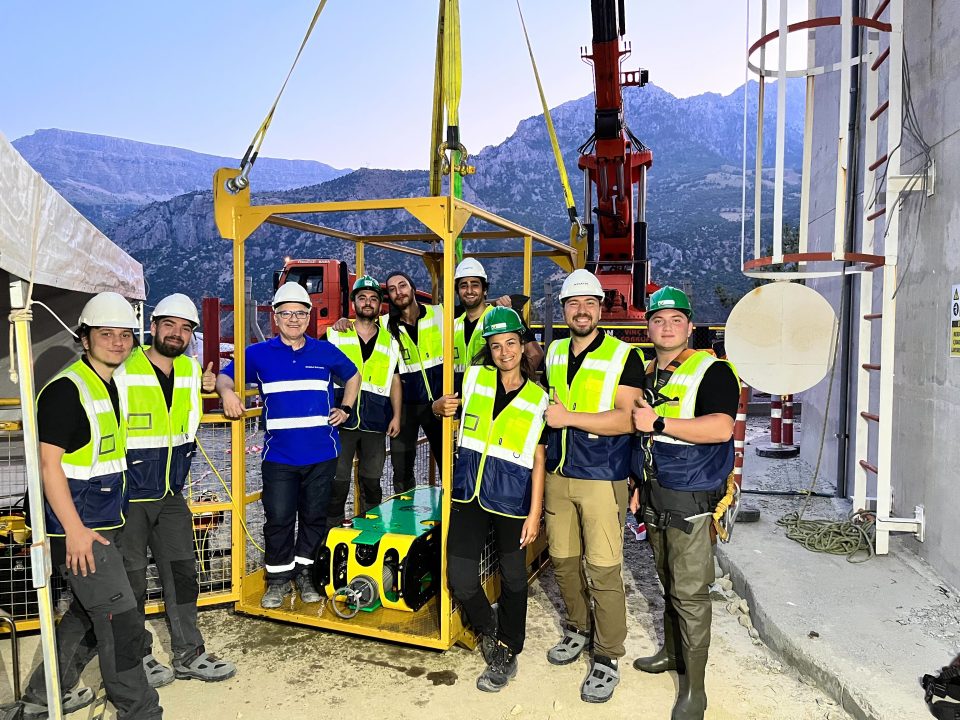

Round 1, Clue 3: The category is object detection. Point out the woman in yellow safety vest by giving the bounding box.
[432,306,548,694]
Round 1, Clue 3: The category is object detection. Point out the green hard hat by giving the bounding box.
[482,307,525,338]
[647,286,693,320]
[351,275,383,300]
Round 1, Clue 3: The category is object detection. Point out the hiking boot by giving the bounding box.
[22,688,95,719]
[296,571,322,603]
[143,653,175,688]
[476,643,518,693]
[260,582,292,609]
[174,650,238,682]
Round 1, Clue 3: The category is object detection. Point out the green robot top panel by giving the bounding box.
[351,486,442,545]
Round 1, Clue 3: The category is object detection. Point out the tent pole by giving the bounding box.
[9,278,64,720]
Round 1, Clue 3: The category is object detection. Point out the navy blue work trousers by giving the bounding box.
[261,458,336,585]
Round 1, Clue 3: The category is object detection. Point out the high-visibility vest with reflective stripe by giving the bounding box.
[385,304,444,404]
[453,365,548,517]
[454,305,493,377]
[115,347,202,501]
[545,334,636,480]
[327,326,399,433]
[40,360,127,535]
[637,352,738,492]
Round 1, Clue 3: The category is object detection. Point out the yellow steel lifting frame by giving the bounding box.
[211,164,574,649]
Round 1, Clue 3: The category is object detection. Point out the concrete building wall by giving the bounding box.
[802,1,960,588]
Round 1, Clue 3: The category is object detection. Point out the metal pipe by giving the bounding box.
[9,278,64,719]
[836,0,862,499]
[782,394,795,446]
[770,396,783,446]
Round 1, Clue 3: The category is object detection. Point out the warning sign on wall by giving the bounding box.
[952,285,960,357]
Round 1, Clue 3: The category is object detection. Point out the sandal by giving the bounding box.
[174,651,238,682]
[143,653,175,688]
[22,687,95,718]
[580,656,620,704]
[546,625,590,666]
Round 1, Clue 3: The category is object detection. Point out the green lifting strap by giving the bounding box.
[516,0,584,239]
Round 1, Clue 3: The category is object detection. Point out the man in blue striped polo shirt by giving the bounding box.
[216,283,360,609]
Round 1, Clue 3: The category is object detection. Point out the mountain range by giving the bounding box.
[12,79,804,322]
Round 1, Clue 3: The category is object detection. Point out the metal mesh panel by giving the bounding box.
[0,421,69,622]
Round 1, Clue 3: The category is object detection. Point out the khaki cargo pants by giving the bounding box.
[544,473,629,658]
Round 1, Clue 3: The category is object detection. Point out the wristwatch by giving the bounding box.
[338,404,353,415]
[653,416,666,435]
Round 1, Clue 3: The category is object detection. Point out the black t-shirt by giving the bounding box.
[693,363,740,419]
[149,357,175,410]
[491,376,548,445]
[358,334,377,362]
[37,357,121,453]
[566,332,645,388]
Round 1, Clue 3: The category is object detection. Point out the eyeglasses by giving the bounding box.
[276,310,309,320]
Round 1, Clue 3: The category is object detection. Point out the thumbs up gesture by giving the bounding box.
[545,389,570,429]
[632,393,658,434]
[201,361,217,392]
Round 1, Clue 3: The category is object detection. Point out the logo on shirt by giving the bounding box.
[304,366,325,369]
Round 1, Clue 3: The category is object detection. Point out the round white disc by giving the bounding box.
[725,282,837,395]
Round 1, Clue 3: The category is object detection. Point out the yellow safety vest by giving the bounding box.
[453,305,494,375]
[327,325,399,432]
[454,365,548,517]
[545,333,636,480]
[646,352,739,492]
[383,304,444,403]
[40,360,127,535]
[115,347,201,501]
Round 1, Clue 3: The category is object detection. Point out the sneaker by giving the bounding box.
[260,582,292,609]
[477,643,518,693]
[296,571,322,603]
[174,650,238,682]
[143,653,175,688]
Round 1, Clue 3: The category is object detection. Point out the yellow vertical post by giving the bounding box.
[356,241,365,277]
[523,235,532,324]
[231,237,247,598]
[438,184,457,647]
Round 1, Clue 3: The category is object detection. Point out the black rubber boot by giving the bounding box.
[671,647,708,720]
[634,611,685,674]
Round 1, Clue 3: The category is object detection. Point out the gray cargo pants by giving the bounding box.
[117,493,204,663]
[327,428,387,527]
[23,531,163,719]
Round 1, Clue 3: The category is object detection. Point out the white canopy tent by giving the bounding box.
[0,131,145,717]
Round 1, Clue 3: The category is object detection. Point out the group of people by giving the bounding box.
[437,267,738,720]
[27,258,737,720]
[26,291,236,719]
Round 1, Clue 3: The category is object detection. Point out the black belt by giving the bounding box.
[642,506,694,534]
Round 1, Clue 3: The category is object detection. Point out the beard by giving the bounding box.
[391,294,414,311]
[154,335,186,358]
[568,315,598,338]
[356,304,379,319]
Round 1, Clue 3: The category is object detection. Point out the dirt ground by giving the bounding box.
[3,535,850,720]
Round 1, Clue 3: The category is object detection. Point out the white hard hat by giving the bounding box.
[272,282,312,308]
[152,293,199,326]
[454,257,487,282]
[78,292,139,329]
[558,269,605,302]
